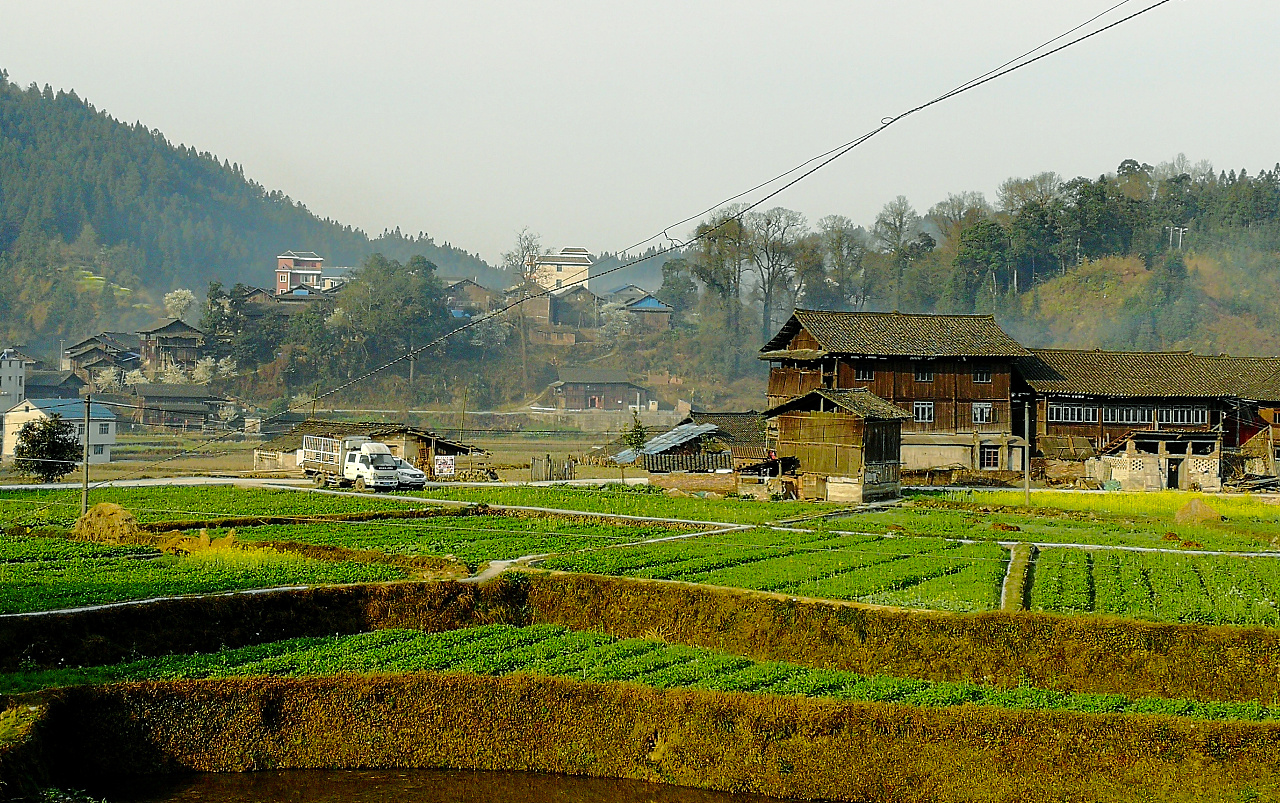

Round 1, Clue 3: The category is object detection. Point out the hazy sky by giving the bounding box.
[1,1,1275,264]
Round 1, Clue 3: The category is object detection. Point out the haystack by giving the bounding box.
[1174,498,1222,525]
[73,502,148,545]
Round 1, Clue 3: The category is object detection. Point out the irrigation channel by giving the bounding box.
[78,768,789,803]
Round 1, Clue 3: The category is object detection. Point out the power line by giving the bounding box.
[84,0,1175,490]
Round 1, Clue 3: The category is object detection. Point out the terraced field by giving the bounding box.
[540,529,1008,612]
[2,624,1268,722]
[1029,547,1280,626]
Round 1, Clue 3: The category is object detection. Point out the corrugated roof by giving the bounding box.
[7,398,115,419]
[554,368,636,385]
[614,422,722,464]
[760,310,1031,358]
[762,388,912,420]
[1017,349,1280,399]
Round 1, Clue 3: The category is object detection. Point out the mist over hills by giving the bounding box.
[0,72,501,349]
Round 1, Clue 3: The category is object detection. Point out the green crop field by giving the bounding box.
[405,484,832,524]
[0,485,429,528]
[817,501,1278,553]
[1,624,1268,722]
[0,533,403,614]
[540,529,1008,613]
[1029,546,1280,626]
[226,516,694,569]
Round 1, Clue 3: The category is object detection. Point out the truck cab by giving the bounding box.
[341,439,400,491]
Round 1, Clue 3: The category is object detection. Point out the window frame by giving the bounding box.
[854,366,875,382]
[92,444,105,456]
[972,365,992,384]
[913,401,935,423]
[98,422,110,435]
[913,365,934,383]
[1047,403,1099,424]
[979,445,1000,470]
[972,402,994,424]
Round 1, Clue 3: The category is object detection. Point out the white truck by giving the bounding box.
[301,435,400,491]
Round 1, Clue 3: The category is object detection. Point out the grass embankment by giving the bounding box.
[406,483,830,524]
[22,673,1280,803]
[2,624,1270,722]
[539,528,1007,613]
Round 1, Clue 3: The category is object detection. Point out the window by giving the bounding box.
[979,445,1001,469]
[76,424,84,436]
[972,402,994,424]
[1158,407,1208,425]
[973,365,992,383]
[99,423,110,435]
[1047,404,1098,423]
[1104,406,1153,424]
[854,366,875,382]
[914,401,935,423]
[93,444,104,456]
[914,365,934,382]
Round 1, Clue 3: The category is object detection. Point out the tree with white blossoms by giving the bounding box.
[160,363,190,384]
[163,288,197,321]
[123,369,146,386]
[599,302,631,344]
[93,366,122,392]
[216,356,237,378]
[191,357,217,384]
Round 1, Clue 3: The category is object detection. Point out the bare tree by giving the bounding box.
[689,206,750,373]
[499,228,546,392]
[873,197,921,309]
[996,172,1062,215]
[811,215,871,310]
[744,207,808,341]
[927,191,993,246]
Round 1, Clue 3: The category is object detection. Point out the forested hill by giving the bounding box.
[0,72,500,348]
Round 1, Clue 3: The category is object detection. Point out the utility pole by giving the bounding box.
[80,394,91,517]
[1023,399,1031,507]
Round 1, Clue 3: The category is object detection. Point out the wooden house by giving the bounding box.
[551,285,601,329]
[138,319,208,369]
[64,331,141,379]
[24,371,86,400]
[549,368,651,411]
[622,293,673,332]
[761,388,910,502]
[760,310,1032,472]
[127,384,218,428]
[444,278,500,313]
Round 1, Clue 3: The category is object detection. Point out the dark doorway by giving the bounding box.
[1167,458,1182,490]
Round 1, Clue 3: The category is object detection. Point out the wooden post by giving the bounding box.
[1023,400,1031,507]
[80,394,91,517]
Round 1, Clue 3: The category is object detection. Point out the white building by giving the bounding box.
[527,247,592,292]
[0,348,34,407]
[2,398,117,464]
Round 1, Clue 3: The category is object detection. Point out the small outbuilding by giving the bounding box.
[613,422,733,473]
[254,418,485,479]
[762,388,910,503]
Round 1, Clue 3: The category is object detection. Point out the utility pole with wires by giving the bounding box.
[80,394,91,517]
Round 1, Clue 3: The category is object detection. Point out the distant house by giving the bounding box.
[528,247,593,292]
[64,331,141,379]
[604,284,652,306]
[138,319,208,369]
[761,388,911,502]
[503,283,552,325]
[0,348,36,407]
[127,384,218,428]
[549,368,651,411]
[275,250,324,295]
[551,285,601,329]
[24,371,86,400]
[2,398,117,464]
[444,278,499,313]
[621,293,674,332]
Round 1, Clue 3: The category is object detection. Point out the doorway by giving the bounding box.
[1166,458,1182,490]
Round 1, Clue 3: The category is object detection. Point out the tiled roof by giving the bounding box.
[26,371,85,388]
[760,310,1031,359]
[554,368,636,386]
[762,388,912,420]
[131,384,216,400]
[685,411,767,459]
[1017,349,1280,399]
[137,318,204,336]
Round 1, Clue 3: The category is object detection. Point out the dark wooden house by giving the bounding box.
[761,388,910,502]
[24,371,87,400]
[760,310,1032,472]
[138,319,208,369]
[549,368,651,411]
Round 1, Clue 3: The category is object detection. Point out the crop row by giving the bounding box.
[2,624,1271,723]
[0,534,155,564]
[0,486,426,527]
[1029,547,1280,626]
[0,535,404,615]
[406,485,832,524]
[543,533,1007,612]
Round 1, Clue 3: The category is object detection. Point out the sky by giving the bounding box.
[1,1,1276,265]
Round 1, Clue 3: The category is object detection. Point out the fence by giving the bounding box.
[531,455,577,482]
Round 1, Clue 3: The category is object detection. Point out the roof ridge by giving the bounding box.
[794,308,996,320]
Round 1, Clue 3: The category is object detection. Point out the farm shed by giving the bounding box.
[253,419,484,478]
[762,388,910,503]
[1088,431,1225,492]
[680,411,767,467]
[613,422,733,473]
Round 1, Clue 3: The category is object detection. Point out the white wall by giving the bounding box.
[2,404,116,463]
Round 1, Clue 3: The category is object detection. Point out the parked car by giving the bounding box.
[395,457,427,489]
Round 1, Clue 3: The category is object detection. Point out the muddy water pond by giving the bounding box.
[82,768,803,803]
